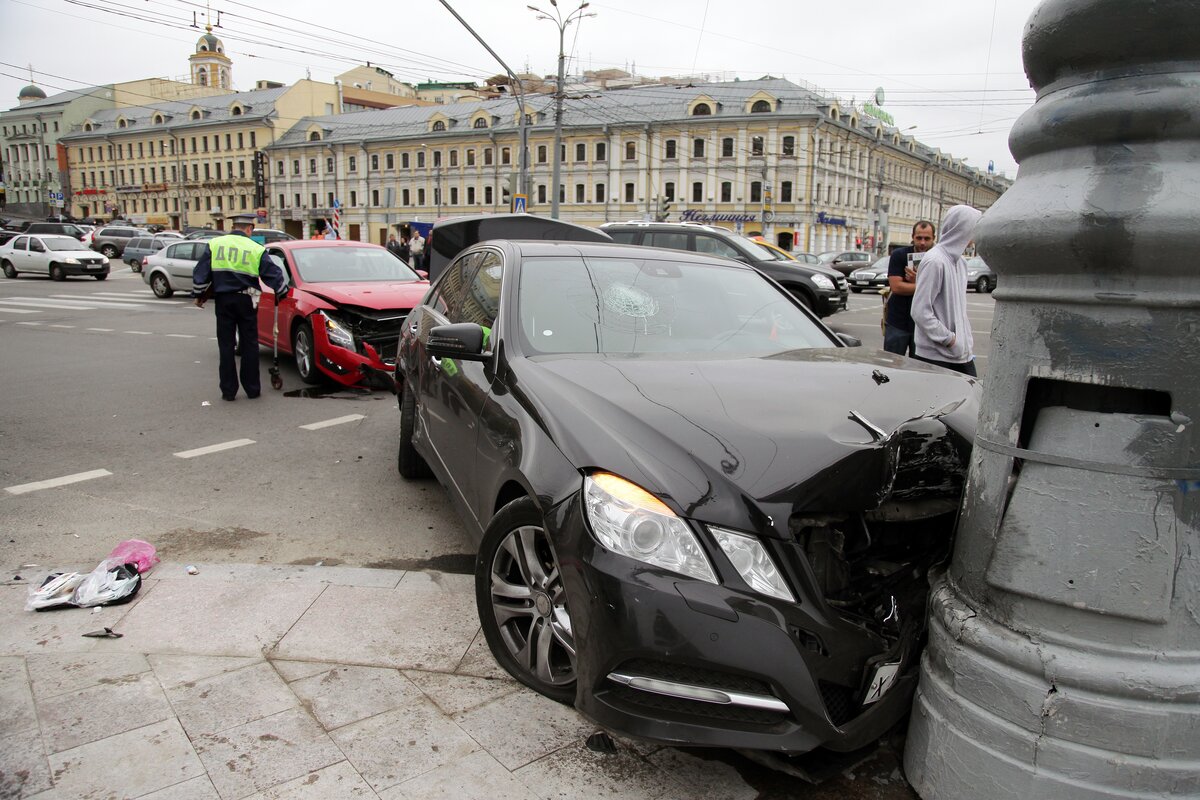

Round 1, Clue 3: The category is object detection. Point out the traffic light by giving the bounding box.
[855,237,863,248]
[656,196,672,222]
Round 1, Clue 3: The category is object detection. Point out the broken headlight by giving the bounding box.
[584,472,716,584]
[709,526,795,602]
[319,312,354,350]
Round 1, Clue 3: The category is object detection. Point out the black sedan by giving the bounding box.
[395,240,979,755]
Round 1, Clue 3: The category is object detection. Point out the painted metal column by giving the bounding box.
[904,1,1200,797]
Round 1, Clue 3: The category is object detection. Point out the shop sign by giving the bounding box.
[816,211,847,226]
[142,183,168,192]
[115,185,140,193]
[679,210,758,224]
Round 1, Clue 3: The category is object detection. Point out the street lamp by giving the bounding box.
[528,0,596,219]
[420,143,441,218]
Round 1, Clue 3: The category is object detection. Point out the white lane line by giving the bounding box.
[86,327,114,332]
[6,469,113,495]
[0,307,38,314]
[50,324,75,328]
[16,321,42,326]
[166,333,196,338]
[93,293,182,304]
[0,299,99,310]
[124,330,153,335]
[174,439,255,459]
[46,295,147,309]
[300,414,366,431]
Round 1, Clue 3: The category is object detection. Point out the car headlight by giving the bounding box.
[63,257,80,264]
[966,270,980,278]
[811,274,835,290]
[583,472,717,583]
[708,527,794,601]
[320,313,354,349]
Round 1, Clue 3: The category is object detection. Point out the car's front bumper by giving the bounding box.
[547,494,922,755]
[849,276,887,290]
[815,285,849,316]
[311,315,398,388]
[60,261,110,277]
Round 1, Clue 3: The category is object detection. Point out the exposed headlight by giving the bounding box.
[320,313,354,349]
[811,274,835,290]
[583,472,717,583]
[709,526,794,601]
[966,270,980,277]
[63,257,80,264]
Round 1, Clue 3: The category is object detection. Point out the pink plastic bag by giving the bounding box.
[107,539,160,574]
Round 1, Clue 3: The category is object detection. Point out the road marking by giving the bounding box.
[300,414,366,431]
[0,299,101,310]
[832,322,884,329]
[6,469,113,495]
[166,333,196,338]
[93,292,181,304]
[50,324,75,328]
[124,330,153,335]
[0,307,38,314]
[46,295,147,309]
[174,439,255,459]
[16,321,41,326]
[86,327,114,332]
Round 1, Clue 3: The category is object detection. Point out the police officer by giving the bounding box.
[193,213,288,401]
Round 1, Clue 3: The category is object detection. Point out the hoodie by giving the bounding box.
[911,204,983,364]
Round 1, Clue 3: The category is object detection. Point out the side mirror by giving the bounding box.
[427,322,489,362]
[836,332,862,347]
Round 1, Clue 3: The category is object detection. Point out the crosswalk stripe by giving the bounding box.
[0,299,100,310]
[0,307,39,314]
[46,295,147,308]
[93,292,160,299]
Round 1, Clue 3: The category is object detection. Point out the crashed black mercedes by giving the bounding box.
[395,237,978,754]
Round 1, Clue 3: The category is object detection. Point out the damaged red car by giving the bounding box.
[257,240,429,387]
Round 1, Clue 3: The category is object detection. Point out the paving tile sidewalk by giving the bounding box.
[0,562,915,800]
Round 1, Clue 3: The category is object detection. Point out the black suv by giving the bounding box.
[602,222,848,317]
[25,222,88,241]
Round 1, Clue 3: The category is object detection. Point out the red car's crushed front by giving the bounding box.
[258,240,429,387]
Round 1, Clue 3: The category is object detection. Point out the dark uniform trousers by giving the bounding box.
[214,292,260,397]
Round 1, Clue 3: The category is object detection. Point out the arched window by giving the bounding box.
[153,114,163,125]
[231,106,242,116]
[692,103,711,116]
[309,131,321,141]
[117,119,127,129]
[432,120,446,132]
[191,110,201,120]
[473,118,488,129]
[751,99,772,113]
[199,44,208,52]
[84,123,94,132]
[197,67,208,86]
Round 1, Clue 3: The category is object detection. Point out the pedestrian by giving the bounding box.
[883,220,936,356]
[386,234,401,256]
[422,231,432,271]
[409,227,425,266]
[397,233,411,266]
[911,204,984,376]
[192,213,288,401]
[311,219,327,240]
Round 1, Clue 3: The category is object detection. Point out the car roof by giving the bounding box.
[494,238,758,269]
[269,239,383,250]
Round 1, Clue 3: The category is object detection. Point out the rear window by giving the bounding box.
[129,238,148,248]
[605,230,638,244]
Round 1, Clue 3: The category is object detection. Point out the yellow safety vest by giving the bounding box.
[208,235,266,276]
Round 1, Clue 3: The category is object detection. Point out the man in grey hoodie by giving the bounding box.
[911,204,984,376]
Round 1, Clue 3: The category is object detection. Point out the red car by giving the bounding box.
[257,240,429,387]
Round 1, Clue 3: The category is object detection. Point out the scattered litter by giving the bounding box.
[22,563,39,568]
[26,572,86,610]
[186,565,199,575]
[92,606,102,614]
[586,731,617,754]
[108,539,159,574]
[201,401,212,407]
[70,560,141,608]
[26,539,158,612]
[12,574,21,581]
[82,627,122,639]
[314,561,324,567]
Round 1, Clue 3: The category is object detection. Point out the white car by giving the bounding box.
[1,234,111,281]
[142,239,205,297]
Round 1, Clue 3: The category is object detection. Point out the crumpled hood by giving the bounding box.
[300,281,428,310]
[510,349,979,538]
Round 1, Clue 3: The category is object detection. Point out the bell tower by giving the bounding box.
[188,19,231,89]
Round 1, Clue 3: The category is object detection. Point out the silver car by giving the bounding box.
[142,239,205,298]
[1,234,111,281]
[123,233,184,272]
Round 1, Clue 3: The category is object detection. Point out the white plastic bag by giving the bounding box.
[25,572,86,611]
[70,558,141,608]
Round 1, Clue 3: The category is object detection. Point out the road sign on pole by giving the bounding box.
[512,194,527,214]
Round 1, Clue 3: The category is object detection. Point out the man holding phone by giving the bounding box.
[883,220,936,356]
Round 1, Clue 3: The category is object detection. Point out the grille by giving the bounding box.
[819,680,859,727]
[608,683,787,726]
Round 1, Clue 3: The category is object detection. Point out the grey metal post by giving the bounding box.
[904,1,1200,797]
[551,24,565,219]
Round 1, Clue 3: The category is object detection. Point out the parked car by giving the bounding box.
[90,225,148,259]
[791,252,822,265]
[141,240,206,297]
[603,221,849,317]
[123,233,184,272]
[253,228,294,244]
[395,231,980,757]
[25,222,89,241]
[848,256,892,292]
[1,234,111,280]
[966,256,996,293]
[258,240,430,386]
[818,250,874,276]
[185,228,223,240]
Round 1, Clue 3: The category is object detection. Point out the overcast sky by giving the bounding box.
[1,0,1045,177]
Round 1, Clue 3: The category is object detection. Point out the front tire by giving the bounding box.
[476,497,577,704]
[150,273,173,298]
[397,380,432,479]
[2,261,15,279]
[94,273,107,281]
[50,264,65,282]
[975,276,989,293]
[292,320,322,385]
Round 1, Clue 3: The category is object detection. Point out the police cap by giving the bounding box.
[228,213,259,225]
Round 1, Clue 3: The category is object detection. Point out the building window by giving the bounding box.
[372,189,379,206]
[665,140,676,159]
[624,182,634,202]
[291,195,299,209]
[692,103,711,116]
[625,142,636,160]
[537,145,547,164]
[311,192,318,207]
[326,157,334,173]
[474,118,488,128]
[450,187,458,205]
[279,193,286,208]
[327,192,334,206]
[692,182,703,202]
[371,154,379,170]
[664,182,675,201]
[720,181,732,202]
[484,148,493,166]
[781,181,793,202]
[466,149,475,166]
[386,153,394,169]
[250,132,256,147]
[203,164,211,180]
[575,143,586,162]
[751,136,764,156]
[467,186,475,204]
[575,184,585,203]
[537,184,546,204]
[693,138,705,159]
[449,150,458,167]
[292,160,300,175]
[782,136,795,156]
[418,188,425,205]
[276,161,284,176]
[348,156,357,172]
[401,152,410,169]
[432,120,446,131]
[237,132,244,149]
[501,147,511,165]
[417,150,425,168]
[750,181,762,203]
[350,190,357,206]
[722,138,734,158]
[240,195,248,210]
[595,183,605,203]
[484,185,493,204]
[432,150,442,167]
[596,142,607,161]
[402,188,410,205]
[751,99,772,113]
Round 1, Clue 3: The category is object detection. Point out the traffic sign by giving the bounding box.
[512,194,527,214]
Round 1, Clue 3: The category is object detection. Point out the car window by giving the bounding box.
[266,248,292,282]
[518,255,835,355]
[13,236,28,251]
[29,239,45,253]
[647,231,688,251]
[694,235,743,261]
[43,237,88,251]
[130,238,147,249]
[165,243,186,259]
[291,245,422,283]
[429,252,480,319]
[454,250,503,330]
[605,230,638,244]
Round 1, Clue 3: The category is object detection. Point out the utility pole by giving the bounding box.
[529,1,596,219]
[871,160,885,255]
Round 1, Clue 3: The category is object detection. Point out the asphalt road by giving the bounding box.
[0,268,996,574]
[0,262,467,574]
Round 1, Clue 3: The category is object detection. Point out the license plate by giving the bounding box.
[853,280,870,286]
[862,662,901,706]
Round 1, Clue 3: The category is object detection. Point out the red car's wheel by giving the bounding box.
[292,320,323,385]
